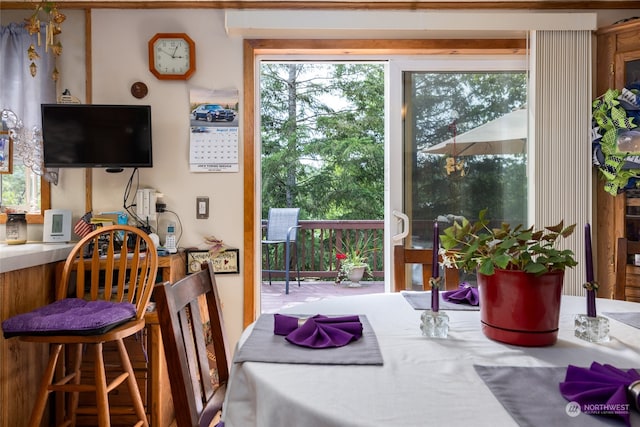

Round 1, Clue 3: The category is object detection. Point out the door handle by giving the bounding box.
[392,210,409,243]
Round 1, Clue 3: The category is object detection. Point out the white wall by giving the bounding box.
[2,8,245,346]
[3,6,640,349]
[85,10,245,344]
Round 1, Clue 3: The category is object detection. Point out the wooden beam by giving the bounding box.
[2,1,640,10]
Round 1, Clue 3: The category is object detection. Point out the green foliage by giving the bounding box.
[260,63,384,221]
[335,232,380,282]
[260,64,529,263]
[409,71,528,229]
[1,164,27,207]
[440,208,578,276]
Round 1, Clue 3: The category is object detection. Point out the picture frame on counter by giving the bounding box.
[0,131,12,174]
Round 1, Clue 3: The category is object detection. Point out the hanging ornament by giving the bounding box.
[24,1,65,80]
[444,111,467,177]
[27,44,39,61]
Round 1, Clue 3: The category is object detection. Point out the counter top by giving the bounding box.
[0,242,75,274]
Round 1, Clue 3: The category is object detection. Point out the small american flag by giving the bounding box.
[74,212,94,238]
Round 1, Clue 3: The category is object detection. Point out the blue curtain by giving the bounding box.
[0,23,56,126]
[0,22,57,182]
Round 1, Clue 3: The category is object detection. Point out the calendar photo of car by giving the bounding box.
[191,103,235,122]
[189,88,238,128]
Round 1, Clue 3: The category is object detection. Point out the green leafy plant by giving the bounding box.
[439,208,578,276]
[335,233,378,283]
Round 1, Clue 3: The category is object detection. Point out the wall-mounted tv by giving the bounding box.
[41,104,153,171]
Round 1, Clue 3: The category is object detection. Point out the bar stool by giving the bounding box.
[1,225,158,427]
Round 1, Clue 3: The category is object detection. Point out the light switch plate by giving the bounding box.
[196,196,209,219]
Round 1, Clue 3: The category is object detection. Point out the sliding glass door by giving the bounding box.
[387,57,528,288]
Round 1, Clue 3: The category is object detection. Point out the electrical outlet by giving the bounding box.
[196,196,209,219]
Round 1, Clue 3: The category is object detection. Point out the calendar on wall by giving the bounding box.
[190,127,239,172]
[189,87,239,172]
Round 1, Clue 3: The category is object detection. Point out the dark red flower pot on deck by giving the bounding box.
[477,269,564,347]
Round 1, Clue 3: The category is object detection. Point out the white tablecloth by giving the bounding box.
[222,294,640,427]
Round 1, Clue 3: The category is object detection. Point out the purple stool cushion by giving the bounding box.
[1,298,136,338]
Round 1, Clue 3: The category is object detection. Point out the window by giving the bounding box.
[403,69,528,244]
[0,161,49,224]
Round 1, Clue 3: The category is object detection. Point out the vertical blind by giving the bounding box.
[531,30,592,296]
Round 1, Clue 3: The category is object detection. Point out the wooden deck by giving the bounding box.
[260,279,385,313]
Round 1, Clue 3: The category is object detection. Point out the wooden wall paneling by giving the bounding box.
[0,264,55,427]
[595,19,640,298]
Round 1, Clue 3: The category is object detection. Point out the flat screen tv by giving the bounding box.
[41,104,153,171]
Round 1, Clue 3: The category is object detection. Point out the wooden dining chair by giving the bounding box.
[615,237,640,302]
[393,245,459,292]
[1,224,158,427]
[154,260,230,427]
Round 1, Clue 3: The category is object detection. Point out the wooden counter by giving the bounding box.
[0,254,64,427]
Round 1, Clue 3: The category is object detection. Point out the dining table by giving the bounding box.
[220,292,640,427]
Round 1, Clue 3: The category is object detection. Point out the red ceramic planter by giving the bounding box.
[477,269,565,347]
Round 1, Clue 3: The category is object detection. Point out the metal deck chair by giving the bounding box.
[262,208,301,294]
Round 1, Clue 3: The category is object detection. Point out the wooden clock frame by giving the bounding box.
[148,32,196,80]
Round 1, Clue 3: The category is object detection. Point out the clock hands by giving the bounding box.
[158,48,174,57]
[158,47,184,59]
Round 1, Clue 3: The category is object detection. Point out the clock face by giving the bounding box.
[148,33,195,80]
[190,260,202,272]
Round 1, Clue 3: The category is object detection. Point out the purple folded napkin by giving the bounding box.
[273,314,363,349]
[442,282,479,306]
[559,362,640,426]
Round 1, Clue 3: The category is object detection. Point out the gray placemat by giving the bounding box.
[234,314,383,365]
[474,365,636,427]
[603,312,640,329]
[401,291,480,311]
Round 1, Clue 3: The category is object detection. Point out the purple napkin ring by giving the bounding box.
[629,380,640,411]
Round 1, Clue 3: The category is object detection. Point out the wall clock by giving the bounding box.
[148,33,195,80]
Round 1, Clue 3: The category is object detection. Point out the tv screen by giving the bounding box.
[41,104,153,169]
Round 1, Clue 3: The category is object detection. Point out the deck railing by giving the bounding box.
[261,219,385,281]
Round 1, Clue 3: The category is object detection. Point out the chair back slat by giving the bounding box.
[103,230,116,298]
[154,260,229,427]
[58,225,158,320]
[90,237,102,299]
[393,245,460,292]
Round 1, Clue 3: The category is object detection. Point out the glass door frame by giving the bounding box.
[386,56,528,291]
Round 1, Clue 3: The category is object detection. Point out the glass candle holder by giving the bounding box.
[574,314,610,343]
[420,310,449,338]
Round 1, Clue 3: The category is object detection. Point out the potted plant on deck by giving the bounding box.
[335,234,378,287]
[440,209,577,346]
